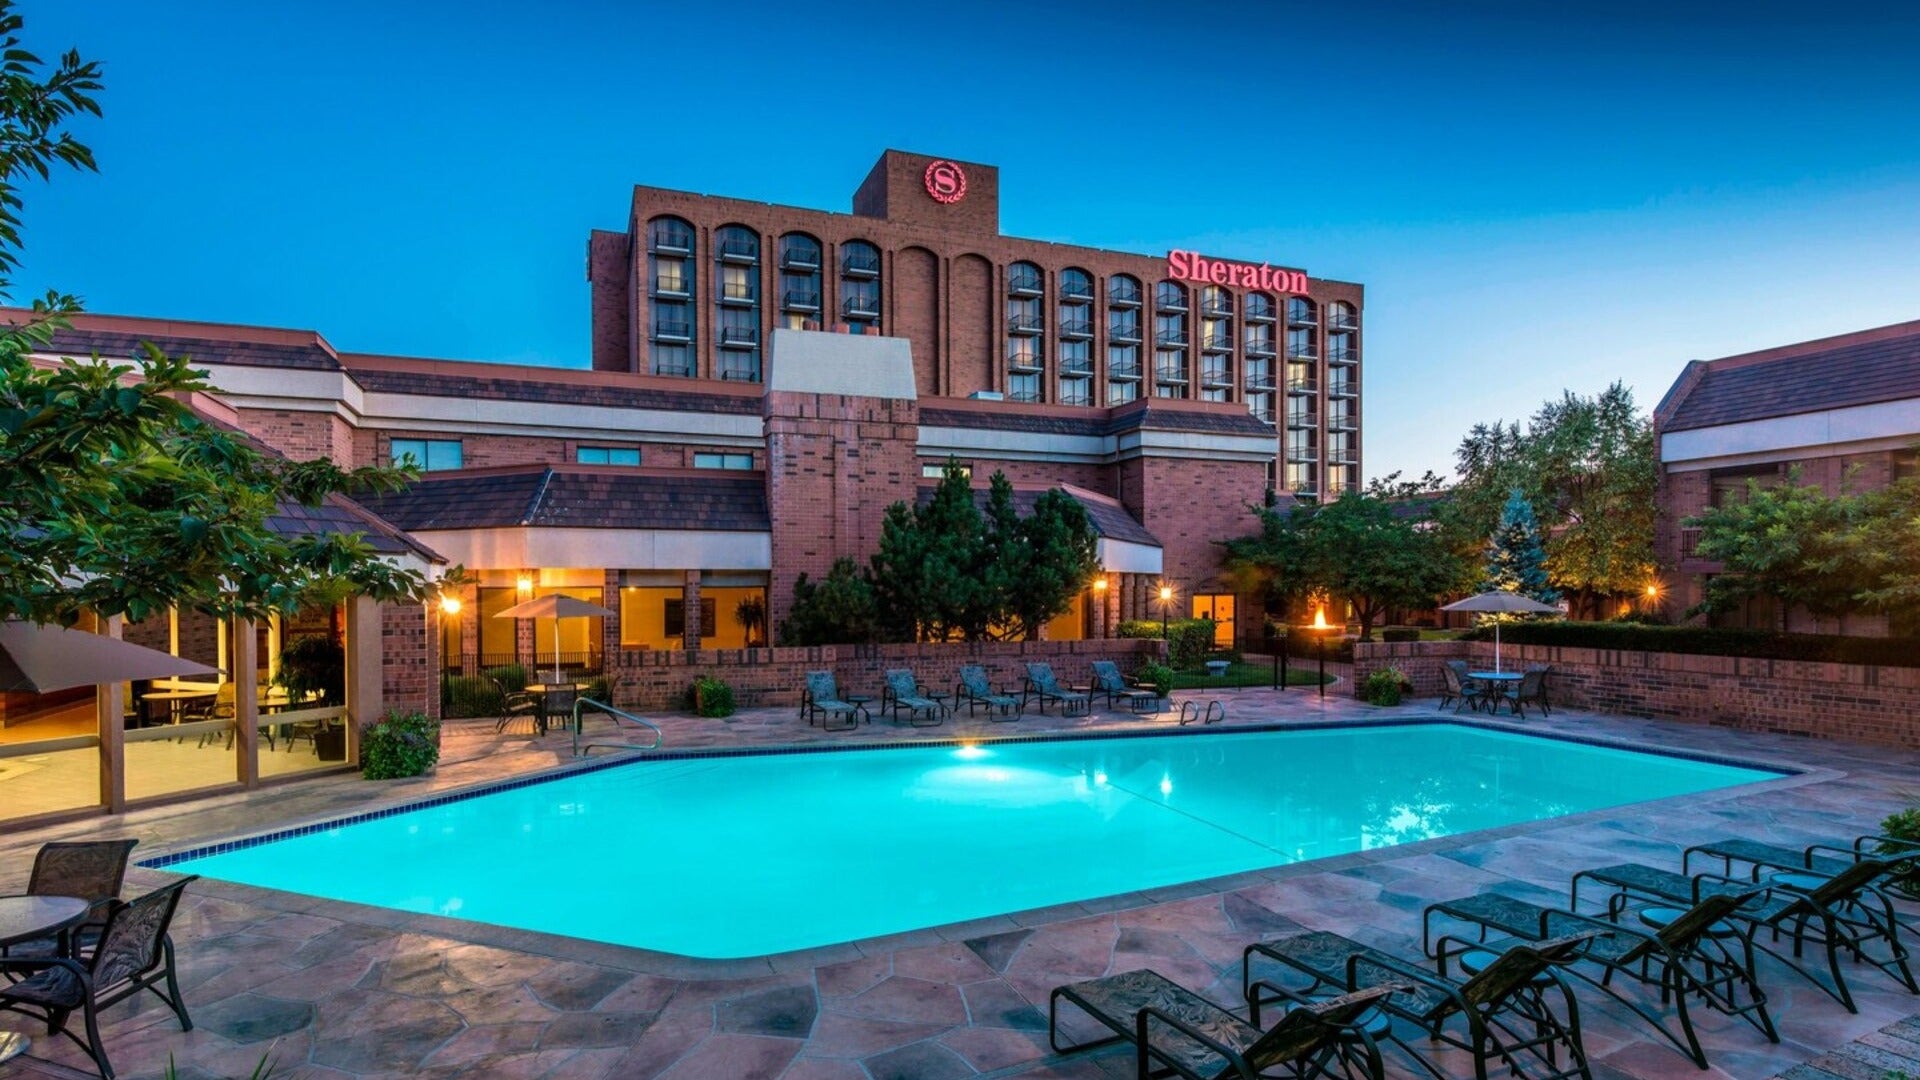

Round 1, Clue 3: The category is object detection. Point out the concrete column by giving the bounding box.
[97,615,126,813]
[235,617,259,787]
[681,572,703,652]
[344,596,382,763]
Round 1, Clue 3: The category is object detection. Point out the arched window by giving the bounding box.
[777,232,823,330]
[1198,285,1233,403]
[1057,268,1093,406]
[840,240,881,333]
[1105,274,1142,404]
[1152,281,1189,398]
[1006,261,1045,403]
[646,216,696,378]
[714,225,761,382]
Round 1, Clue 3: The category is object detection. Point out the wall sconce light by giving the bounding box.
[439,594,463,617]
[516,574,534,594]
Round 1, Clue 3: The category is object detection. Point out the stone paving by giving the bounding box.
[3,682,1919,1080]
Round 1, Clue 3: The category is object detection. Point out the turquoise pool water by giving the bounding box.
[166,724,1779,958]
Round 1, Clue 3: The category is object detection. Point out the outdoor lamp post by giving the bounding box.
[1158,584,1174,639]
[1092,576,1108,637]
[1312,605,1330,700]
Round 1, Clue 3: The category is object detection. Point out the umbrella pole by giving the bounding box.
[1495,621,1502,674]
[553,621,562,684]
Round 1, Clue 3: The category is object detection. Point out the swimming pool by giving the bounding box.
[159,723,1781,958]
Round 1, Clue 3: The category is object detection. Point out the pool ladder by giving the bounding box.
[1178,699,1225,726]
[568,697,662,756]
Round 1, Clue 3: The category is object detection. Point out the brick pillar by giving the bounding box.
[681,572,702,652]
[603,570,622,661]
[457,583,479,674]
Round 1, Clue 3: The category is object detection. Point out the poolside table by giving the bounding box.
[525,683,584,735]
[0,894,88,1065]
[1467,671,1522,714]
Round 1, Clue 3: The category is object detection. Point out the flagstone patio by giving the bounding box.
[4,683,1918,1080]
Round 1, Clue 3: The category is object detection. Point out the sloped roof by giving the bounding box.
[346,365,763,415]
[43,326,342,370]
[356,466,770,533]
[913,484,1159,547]
[1663,321,1920,432]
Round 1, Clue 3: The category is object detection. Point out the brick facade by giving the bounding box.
[379,600,439,723]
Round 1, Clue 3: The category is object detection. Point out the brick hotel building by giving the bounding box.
[9,151,1363,803]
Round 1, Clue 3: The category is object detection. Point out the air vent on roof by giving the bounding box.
[968,390,1005,401]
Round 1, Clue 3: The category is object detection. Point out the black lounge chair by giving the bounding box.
[1571,856,1916,1012]
[1023,661,1091,716]
[800,670,866,732]
[880,668,945,727]
[1511,665,1551,719]
[1051,968,1402,1080]
[1089,660,1158,712]
[3,840,140,962]
[1422,889,1776,1068]
[955,663,1021,720]
[0,876,198,1080]
[1244,929,1598,1080]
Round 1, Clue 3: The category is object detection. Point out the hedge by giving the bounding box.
[1117,618,1217,670]
[1460,620,1920,668]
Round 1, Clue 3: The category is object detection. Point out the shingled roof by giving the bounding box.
[1663,321,1920,432]
[357,466,770,533]
[43,326,342,370]
[345,365,763,415]
[913,484,1159,547]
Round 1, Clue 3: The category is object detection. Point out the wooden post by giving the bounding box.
[97,615,126,813]
[235,617,260,786]
[344,596,383,764]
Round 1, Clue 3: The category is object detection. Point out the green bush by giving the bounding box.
[1459,620,1920,668]
[1116,620,1164,639]
[1136,660,1174,698]
[361,710,440,780]
[693,675,735,718]
[1381,627,1421,643]
[442,675,504,719]
[1360,667,1408,706]
[484,663,528,693]
[1879,807,1920,899]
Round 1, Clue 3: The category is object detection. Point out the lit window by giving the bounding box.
[390,438,462,471]
[693,452,754,470]
[577,446,641,466]
[922,463,972,479]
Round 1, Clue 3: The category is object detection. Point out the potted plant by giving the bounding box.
[734,594,768,648]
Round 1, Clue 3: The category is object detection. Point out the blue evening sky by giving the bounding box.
[23,1,1920,481]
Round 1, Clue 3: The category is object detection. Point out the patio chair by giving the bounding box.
[1438,661,1471,712]
[493,676,539,734]
[1050,967,1403,1080]
[1570,855,1916,1012]
[1089,660,1158,713]
[2,840,140,962]
[955,664,1021,720]
[880,668,945,727]
[1681,832,1920,933]
[1244,929,1599,1080]
[1422,889,1775,1069]
[1023,662,1091,717]
[0,876,198,1080]
[1512,665,1551,718]
[800,670,866,732]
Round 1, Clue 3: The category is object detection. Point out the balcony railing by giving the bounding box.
[782,289,821,311]
[1328,347,1359,364]
[719,284,757,305]
[1287,344,1319,361]
[1109,324,1141,343]
[1059,357,1093,375]
[651,362,691,377]
[1155,329,1189,347]
[1154,366,1189,384]
[1009,389,1041,404]
[1286,376,1318,394]
[1328,415,1357,432]
[650,229,692,254]
[1328,311,1358,331]
[1007,271,1043,296]
[1155,292,1189,312]
[1250,407,1276,424]
[1060,280,1094,300]
[1108,286,1142,307]
[842,294,879,318]
[1286,447,1318,462]
[1287,306,1318,327]
[1244,373,1276,392]
[1108,362,1142,380]
[718,364,761,382]
[1245,302,1276,323]
[651,279,690,298]
[1286,412,1315,429]
[1059,319,1093,339]
[1058,393,1092,407]
[1007,313,1044,335]
[1680,526,1703,559]
[1327,449,1359,464]
[718,238,759,263]
[1328,379,1357,398]
[1007,353,1043,374]
[1201,366,1232,388]
[841,251,880,277]
[1245,337,1276,356]
[719,325,760,348]
[652,321,692,342]
[1201,334,1235,352]
[780,248,821,271]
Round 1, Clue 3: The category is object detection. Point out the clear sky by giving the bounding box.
[22,1,1920,481]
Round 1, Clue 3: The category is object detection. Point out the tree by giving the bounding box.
[1481,488,1558,603]
[0,2,435,626]
[776,558,879,645]
[1687,472,1878,628]
[1002,489,1099,640]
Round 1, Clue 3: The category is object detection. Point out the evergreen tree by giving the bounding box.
[776,558,879,645]
[1481,488,1558,603]
[1006,489,1099,640]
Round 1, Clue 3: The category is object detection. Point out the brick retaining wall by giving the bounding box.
[605,638,1164,712]
[1355,639,1920,750]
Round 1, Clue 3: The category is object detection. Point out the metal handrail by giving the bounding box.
[571,697,661,756]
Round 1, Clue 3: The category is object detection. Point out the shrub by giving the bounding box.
[1381,627,1420,643]
[1116,620,1164,639]
[1116,618,1216,670]
[442,674,504,719]
[1136,660,1174,698]
[484,663,528,693]
[1360,667,1409,706]
[276,635,345,706]
[692,675,735,718]
[1459,620,1920,668]
[361,710,440,780]
[1879,807,1920,899]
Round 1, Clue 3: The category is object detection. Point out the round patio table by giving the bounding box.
[0,894,89,1064]
[1467,671,1523,714]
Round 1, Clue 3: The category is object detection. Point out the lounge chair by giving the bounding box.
[1089,660,1158,712]
[0,876,198,1080]
[2,840,139,961]
[1681,833,1920,931]
[880,668,945,727]
[955,664,1021,720]
[1571,855,1916,1012]
[800,670,866,732]
[1023,662,1091,716]
[1050,968,1402,1080]
[1422,889,1775,1068]
[1244,929,1598,1080]
[1512,665,1551,718]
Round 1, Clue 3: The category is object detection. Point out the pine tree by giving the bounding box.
[1482,488,1559,603]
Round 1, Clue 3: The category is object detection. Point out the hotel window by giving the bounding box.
[1107,375,1138,406]
[1006,261,1047,398]
[1057,267,1093,406]
[1896,450,1920,482]
[1009,371,1041,403]
[714,225,761,383]
[1287,296,1317,326]
[921,462,973,479]
[840,240,881,332]
[1244,292,1276,423]
[647,216,696,377]
[778,232,823,329]
[693,452,754,470]
[1106,274,1142,402]
[576,446,640,466]
[1199,285,1233,403]
[1286,459,1318,496]
[389,438,462,471]
[1152,280,1189,398]
[1328,301,1358,365]
[1058,338,1092,405]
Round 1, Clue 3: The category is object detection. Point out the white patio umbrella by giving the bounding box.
[1439,591,1559,673]
[0,619,220,693]
[492,594,616,683]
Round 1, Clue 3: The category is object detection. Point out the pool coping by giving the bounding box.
[130,712,1830,976]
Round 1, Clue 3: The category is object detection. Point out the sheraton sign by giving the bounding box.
[1167,250,1309,294]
